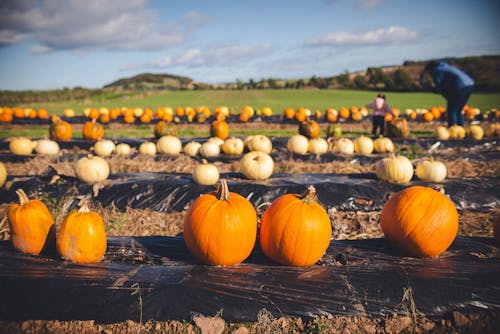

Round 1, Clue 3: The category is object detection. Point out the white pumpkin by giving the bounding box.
[287,134,309,155]
[375,155,414,184]
[157,135,182,155]
[35,138,60,155]
[115,143,132,156]
[221,137,244,155]
[466,125,484,141]
[246,135,273,154]
[448,125,466,140]
[333,138,354,155]
[139,142,157,156]
[200,141,221,158]
[435,126,450,140]
[353,136,374,155]
[0,161,7,187]
[240,151,274,180]
[207,136,224,147]
[9,137,34,156]
[373,137,395,153]
[75,155,110,184]
[93,139,116,157]
[192,159,220,186]
[308,138,328,155]
[183,141,202,157]
[416,159,447,182]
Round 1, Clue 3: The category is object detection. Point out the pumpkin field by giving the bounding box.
[0,89,499,333]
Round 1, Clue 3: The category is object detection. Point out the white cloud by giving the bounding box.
[306,26,420,47]
[0,29,26,45]
[358,0,384,9]
[30,44,53,54]
[0,0,211,52]
[324,0,385,9]
[126,43,274,70]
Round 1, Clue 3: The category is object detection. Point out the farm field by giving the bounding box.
[9,88,500,115]
[0,89,499,333]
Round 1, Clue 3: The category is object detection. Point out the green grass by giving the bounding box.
[16,89,500,115]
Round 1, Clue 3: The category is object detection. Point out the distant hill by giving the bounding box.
[1,55,498,105]
[103,73,195,91]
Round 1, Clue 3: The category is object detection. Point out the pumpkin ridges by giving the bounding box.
[380,186,458,257]
[183,181,257,265]
[56,202,107,263]
[260,186,331,266]
[8,189,55,255]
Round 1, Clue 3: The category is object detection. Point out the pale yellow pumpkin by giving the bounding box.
[75,155,110,184]
[375,155,414,184]
[416,159,447,182]
[287,134,309,155]
[353,136,374,155]
[192,159,220,185]
[240,151,274,180]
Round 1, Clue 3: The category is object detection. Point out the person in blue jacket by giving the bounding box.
[423,61,474,127]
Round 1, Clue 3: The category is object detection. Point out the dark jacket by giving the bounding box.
[430,61,474,98]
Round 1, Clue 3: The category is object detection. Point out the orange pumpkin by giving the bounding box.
[109,108,120,120]
[82,119,104,141]
[238,110,251,122]
[210,116,229,139]
[430,106,442,120]
[338,107,350,120]
[183,180,257,265]
[37,108,49,119]
[422,111,434,122]
[123,114,135,124]
[8,189,55,255]
[0,110,13,123]
[260,185,332,266]
[314,109,322,120]
[99,113,110,124]
[175,106,185,117]
[295,107,308,122]
[28,109,37,119]
[283,107,295,120]
[325,108,338,123]
[380,186,458,257]
[298,118,320,139]
[56,200,107,263]
[49,115,72,141]
[13,107,25,119]
[140,113,152,123]
[88,108,100,120]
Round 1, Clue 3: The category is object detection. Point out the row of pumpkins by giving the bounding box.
[7,179,499,267]
[3,104,497,125]
[4,133,446,187]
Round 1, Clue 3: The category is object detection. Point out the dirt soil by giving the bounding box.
[0,122,499,333]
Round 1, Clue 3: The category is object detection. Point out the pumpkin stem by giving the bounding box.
[78,196,92,213]
[15,189,30,205]
[301,185,317,204]
[201,159,208,165]
[216,180,231,201]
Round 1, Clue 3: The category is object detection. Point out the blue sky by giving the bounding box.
[0,0,499,90]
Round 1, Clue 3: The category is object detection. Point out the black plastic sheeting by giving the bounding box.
[0,236,498,322]
[0,168,498,213]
